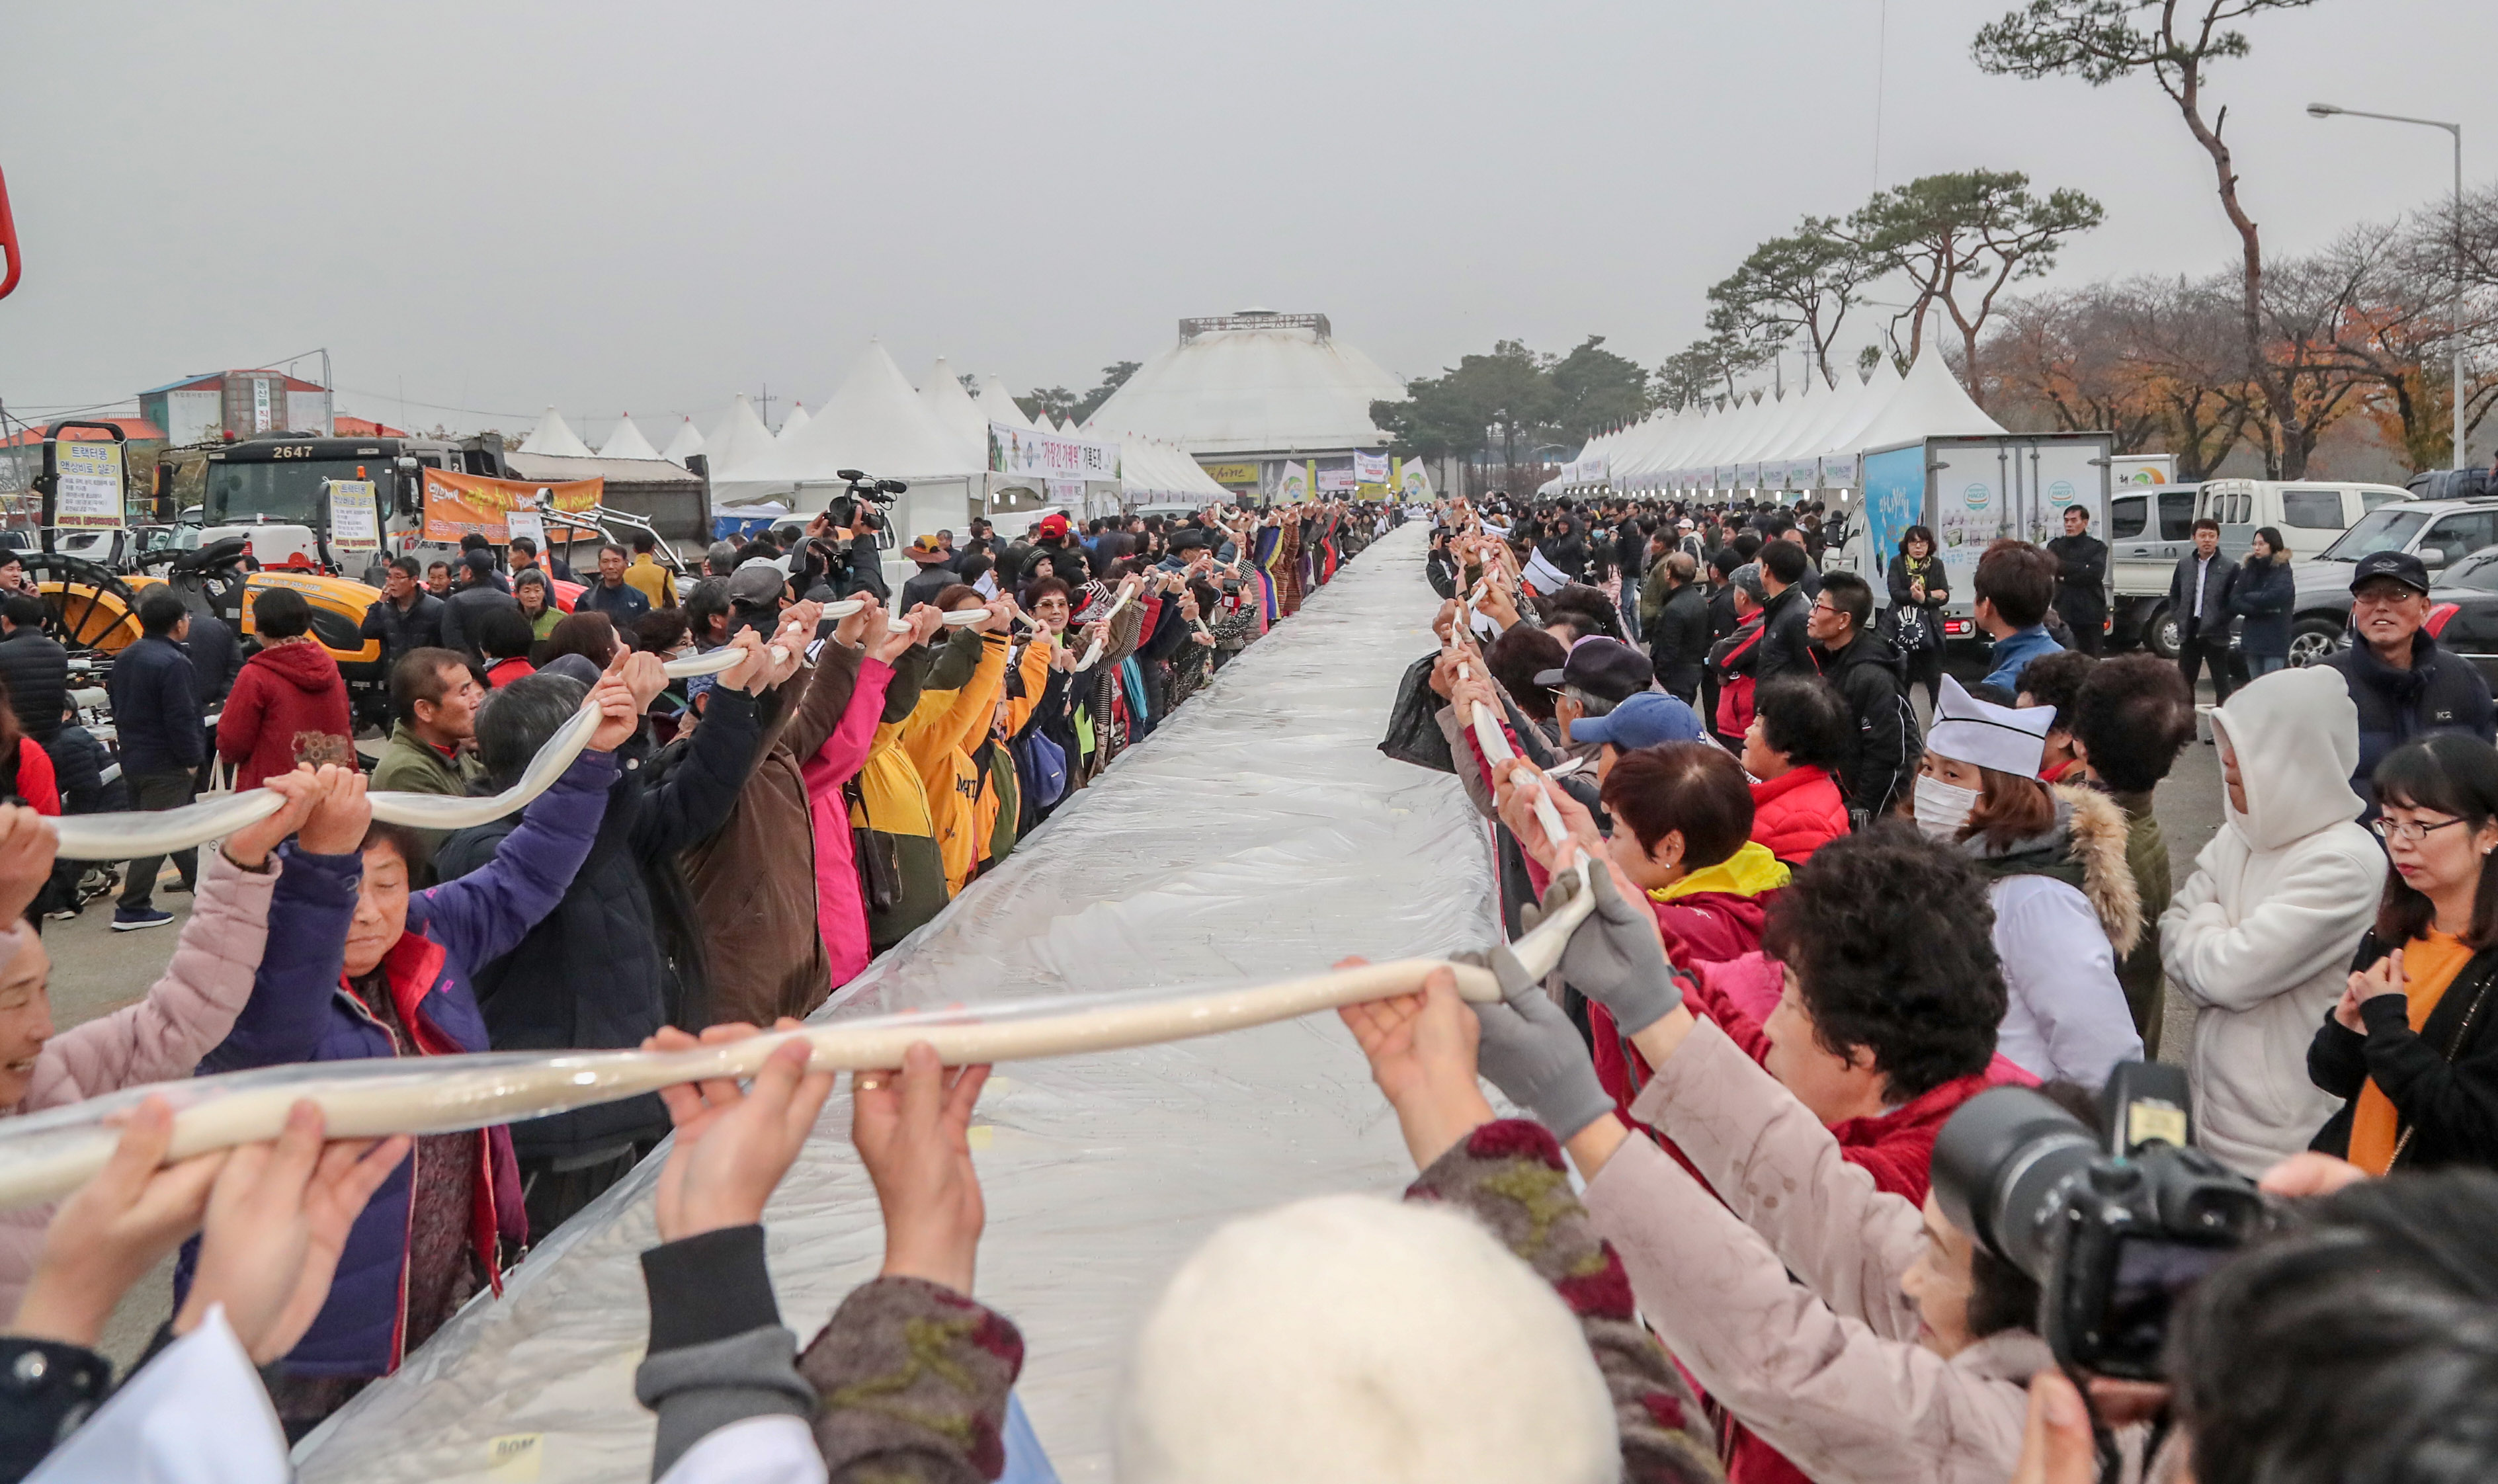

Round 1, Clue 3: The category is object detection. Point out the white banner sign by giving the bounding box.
[989,423,1120,482]
[52,441,124,530]
[503,509,546,552]
[328,479,382,552]
[1563,454,1608,487]
[1047,477,1086,507]
[1317,464,1358,493]
[1353,451,1390,485]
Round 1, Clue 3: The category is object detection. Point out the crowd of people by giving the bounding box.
[7,483,2498,1482]
[0,496,1397,1475]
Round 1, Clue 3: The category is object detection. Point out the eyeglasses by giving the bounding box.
[2372,815,2470,845]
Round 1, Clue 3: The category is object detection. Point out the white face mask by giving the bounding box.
[1914,774,1981,841]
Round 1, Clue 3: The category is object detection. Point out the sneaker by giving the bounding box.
[110,907,174,932]
[42,905,79,922]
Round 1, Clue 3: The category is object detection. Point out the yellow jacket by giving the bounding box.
[624,554,678,610]
[899,631,1011,893]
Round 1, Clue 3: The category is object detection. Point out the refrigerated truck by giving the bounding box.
[1854,432,2116,648]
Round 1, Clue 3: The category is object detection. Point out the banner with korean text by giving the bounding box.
[422,469,601,544]
[988,423,1120,483]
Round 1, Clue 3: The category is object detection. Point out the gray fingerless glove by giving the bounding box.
[1457,948,1616,1143]
[1526,865,1685,1036]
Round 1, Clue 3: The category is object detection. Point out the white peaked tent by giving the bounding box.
[700,394,782,486]
[920,358,991,472]
[659,417,704,466]
[1838,343,2006,454]
[1087,423,1228,502]
[979,376,1032,430]
[519,407,595,459]
[758,341,978,489]
[776,403,811,442]
[596,414,661,462]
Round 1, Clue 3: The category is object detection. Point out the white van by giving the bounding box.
[2109,478,2407,657]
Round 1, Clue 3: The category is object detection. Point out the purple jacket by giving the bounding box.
[181,749,616,1379]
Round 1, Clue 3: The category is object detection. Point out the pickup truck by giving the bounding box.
[2110,478,2407,657]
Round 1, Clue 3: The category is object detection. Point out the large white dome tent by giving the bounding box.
[1087,310,1405,499]
[776,401,812,442]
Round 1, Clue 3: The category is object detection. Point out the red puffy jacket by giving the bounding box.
[1747,765,1849,866]
[217,639,353,792]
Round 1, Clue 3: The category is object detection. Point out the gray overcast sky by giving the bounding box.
[5,0,2495,440]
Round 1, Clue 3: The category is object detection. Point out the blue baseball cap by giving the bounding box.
[1569,690,1705,751]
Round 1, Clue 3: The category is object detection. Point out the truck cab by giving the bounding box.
[162,431,512,577]
[2112,478,2405,657]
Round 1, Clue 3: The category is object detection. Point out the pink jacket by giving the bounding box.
[0,848,278,1317]
[802,656,896,989]
[1582,1016,2056,1484]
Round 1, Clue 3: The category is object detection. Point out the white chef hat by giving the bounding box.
[1927,673,2054,778]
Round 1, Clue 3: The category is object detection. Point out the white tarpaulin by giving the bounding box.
[295,524,1491,1483]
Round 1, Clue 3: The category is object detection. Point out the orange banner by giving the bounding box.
[422,469,601,544]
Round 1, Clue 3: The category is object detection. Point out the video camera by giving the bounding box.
[1931,1063,2273,1380]
[825,469,907,534]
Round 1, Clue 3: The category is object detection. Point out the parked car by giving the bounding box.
[2286,495,2498,666]
[2114,478,2407,657]
[2424,546,2498,684]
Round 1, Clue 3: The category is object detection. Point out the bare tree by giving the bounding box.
[1974,0,2325,472]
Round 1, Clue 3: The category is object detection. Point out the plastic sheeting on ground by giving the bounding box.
[294,522,1496,1482]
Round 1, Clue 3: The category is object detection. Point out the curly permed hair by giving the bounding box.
[1760,821,2006,1102]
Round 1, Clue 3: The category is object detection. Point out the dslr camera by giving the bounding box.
[1931,1062,2273,1380]
[825,469,906,536]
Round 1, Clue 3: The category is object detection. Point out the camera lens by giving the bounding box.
[1931,1087,2102,1281]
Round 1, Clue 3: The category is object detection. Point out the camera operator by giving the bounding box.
[792,505,887,604]
[1462,821,2095,1483]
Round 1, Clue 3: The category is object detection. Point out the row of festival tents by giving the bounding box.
[518,343,1231,513]
[1541,344,2005,498]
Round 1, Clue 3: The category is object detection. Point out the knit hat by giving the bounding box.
[1927,673,2053,778]
[1116,1194,1616,1484]
[1730,562,1767,602]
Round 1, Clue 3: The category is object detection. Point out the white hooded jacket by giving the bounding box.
[2163,669,2386,1176]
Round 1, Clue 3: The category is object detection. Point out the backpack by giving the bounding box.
[1012,730,1069,809]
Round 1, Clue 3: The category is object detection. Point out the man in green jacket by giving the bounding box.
[371,647,489,854]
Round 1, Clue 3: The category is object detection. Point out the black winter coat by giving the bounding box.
[358,591,444,670]
[104,634,201,774]
[1753,584,1814,683]
[439,582,520,660]
[2228,556,2295,659]
[2045,532,2108,635]
[1884,553,1949,652]
[1811,631,1917,815]
[1645,582,1710,699]
[2167,552,2237,644]
[2324,630,2497,815]
[0,627,67,744]
[2310,933,2498,1173]
[433,686,761,1161]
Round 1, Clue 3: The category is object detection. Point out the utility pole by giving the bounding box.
[2309,104,2469,469]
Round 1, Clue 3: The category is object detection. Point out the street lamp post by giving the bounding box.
[2310,103,2468,471]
